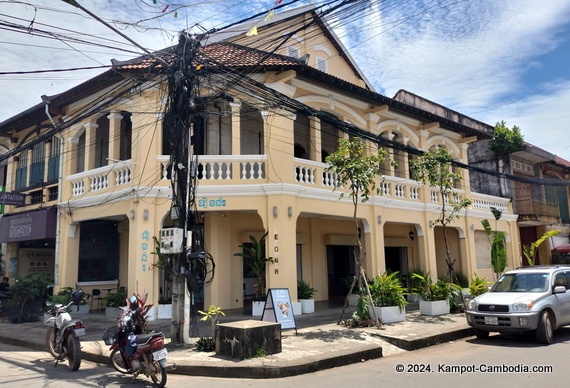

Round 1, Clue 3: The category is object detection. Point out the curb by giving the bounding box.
[0,334,383,378]
[374,327,474,351]
[169,344,383,378]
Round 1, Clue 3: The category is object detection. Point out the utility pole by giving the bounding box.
[164,32,201,343]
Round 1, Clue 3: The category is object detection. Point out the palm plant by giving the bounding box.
[234,232,273,300]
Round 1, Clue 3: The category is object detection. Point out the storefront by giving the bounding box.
[0,208,57,279]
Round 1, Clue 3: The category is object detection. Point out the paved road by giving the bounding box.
[1,328,567,387]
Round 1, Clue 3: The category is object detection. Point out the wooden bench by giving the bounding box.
[215,320,281,359]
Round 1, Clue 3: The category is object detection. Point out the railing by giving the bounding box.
[67,160,132,196]
[294,158,342,188]
[158,155,267,183]
[471,192,510,213]
[381,176,422,201]
[515,199,559,218]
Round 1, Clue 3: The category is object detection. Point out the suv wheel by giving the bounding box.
[473,328,489,339]
[536,311,553,344]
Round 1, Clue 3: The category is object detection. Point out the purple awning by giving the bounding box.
[0,208,57,243]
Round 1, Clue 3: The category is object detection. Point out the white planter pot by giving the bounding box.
[291,302,302,316]
[369,305,406,323]
[69,304,90,315]
[105,306,124,318]
[300,299,315,314]
[419,300,450,316]
[252,301,265,316]
[157,304,172,319]
[407,293,421,302]
[347,294,360,306]
[146,306,157,321]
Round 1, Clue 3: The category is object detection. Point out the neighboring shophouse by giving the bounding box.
[0,6,518,311]
[394,90,570,268]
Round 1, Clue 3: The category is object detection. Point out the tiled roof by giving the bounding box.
[113,41,302,71]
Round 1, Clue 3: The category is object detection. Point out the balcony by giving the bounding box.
[67,160,132,196]
[515,199,560,225]
[65,155,511,217]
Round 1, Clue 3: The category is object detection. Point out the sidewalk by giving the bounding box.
[0,301,473,378]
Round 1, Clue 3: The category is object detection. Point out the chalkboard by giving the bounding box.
[261,288,297,333]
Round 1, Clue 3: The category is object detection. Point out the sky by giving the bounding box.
[1,0,570,160]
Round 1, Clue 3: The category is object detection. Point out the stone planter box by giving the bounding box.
[369,305,406,323]
[300,299,315,314]
[419,300,450,316]
[215,320,281,359]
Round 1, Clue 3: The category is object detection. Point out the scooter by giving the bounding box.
[103,293,172,388]
[44,289,86,371]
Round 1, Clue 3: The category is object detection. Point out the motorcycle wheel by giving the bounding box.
[66,334,82,371]
[45,328,61,358]
[110,349,129,374]
[148,360,167,388]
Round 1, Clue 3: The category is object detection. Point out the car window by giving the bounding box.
[492,273,549,292]
[554,273,567,288]
[565,271,570,290]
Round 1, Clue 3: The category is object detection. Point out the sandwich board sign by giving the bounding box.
[261,288,297,334]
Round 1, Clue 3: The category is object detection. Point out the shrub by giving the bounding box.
[297,279,317,299]
[368,272,408,312]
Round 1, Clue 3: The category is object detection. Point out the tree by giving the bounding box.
[523,230,561,266]
[325,137,388,328]
[409,147,472,284]
[481,207,507,281]
[489,121,525,198]
[490,121,525,156]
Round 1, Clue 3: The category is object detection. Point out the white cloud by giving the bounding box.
[341,0,570,159]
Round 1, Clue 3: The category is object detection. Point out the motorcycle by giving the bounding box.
[103,293,172,388]
[44,289,87,371]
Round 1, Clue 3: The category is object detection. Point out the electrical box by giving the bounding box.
[160,228,184,254]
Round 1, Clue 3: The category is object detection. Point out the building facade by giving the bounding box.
[0,6,519,312]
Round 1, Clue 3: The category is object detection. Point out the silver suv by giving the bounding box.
[465,265,570,344]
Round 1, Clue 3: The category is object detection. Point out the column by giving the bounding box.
[107,111,123,163]
[309,116,321,162]
[83,121,98,171]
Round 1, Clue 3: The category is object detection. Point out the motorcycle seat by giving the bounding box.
[133,332,164,345]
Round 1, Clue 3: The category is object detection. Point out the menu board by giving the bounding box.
[261,288,297,333]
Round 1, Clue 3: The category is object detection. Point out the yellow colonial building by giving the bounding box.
[0,6,518,313]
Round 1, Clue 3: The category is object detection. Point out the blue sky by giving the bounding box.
[1,0,570,160]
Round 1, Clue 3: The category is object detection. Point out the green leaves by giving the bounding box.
[368,272,408,312]
[490,120,525,156]
[325,137,386,204]
[234,233,273,300]
[522,230,560,266]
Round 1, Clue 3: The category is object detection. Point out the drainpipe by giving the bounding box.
[42,96,62,286]
[53,135,64,287]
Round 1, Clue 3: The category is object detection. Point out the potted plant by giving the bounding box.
[407,269,426,302]
[103,286,128,317]
[467,273,491,299]
[50,286,91,315]
[368,272,408,323]
[297,279,317,314]
[412,273,462,316]
[344,275,361,306]
[234,232,273,316]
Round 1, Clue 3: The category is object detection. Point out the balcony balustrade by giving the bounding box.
[63,155,510,216]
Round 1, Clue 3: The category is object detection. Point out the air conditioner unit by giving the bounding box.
[159,228,184,254]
